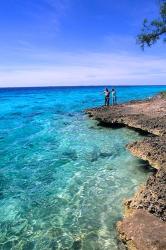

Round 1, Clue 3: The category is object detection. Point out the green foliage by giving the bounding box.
[137,0,166,49]
[160,91,166,98]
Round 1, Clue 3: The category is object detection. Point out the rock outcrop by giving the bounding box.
[124,167,166,221]
[85,94,166,136]
[127,137,166,169]
[85,93,166,250]
[117,210,166,250]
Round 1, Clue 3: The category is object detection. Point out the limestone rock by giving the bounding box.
[117,210,166,250]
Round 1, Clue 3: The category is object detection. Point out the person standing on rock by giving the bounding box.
[104,88,110,106]
[111,88,117,106]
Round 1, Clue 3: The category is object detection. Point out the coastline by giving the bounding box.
[85,93,166,250]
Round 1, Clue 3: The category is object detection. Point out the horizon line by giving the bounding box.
[0,84,166,89]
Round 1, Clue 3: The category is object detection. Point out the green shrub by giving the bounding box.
[160,91,166,98]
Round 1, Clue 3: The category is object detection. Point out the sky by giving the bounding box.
[0,0,166,87]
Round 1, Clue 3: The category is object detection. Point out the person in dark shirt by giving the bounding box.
[104,88,110,106]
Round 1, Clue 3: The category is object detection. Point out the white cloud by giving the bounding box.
[0,51,166,87]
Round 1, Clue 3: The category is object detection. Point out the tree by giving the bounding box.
[137,0,166,49]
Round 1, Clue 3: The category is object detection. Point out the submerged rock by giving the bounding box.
[72,239,82,250]
[62,149,78,161]
[99,152,113,158]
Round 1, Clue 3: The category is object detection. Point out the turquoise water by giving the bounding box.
[0,86,165,250]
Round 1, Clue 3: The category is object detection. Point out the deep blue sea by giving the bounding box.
[0,86,165,250]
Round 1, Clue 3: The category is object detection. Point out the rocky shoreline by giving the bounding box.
[85,93,166,250]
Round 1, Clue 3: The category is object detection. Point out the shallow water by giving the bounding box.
[0,86,165,250]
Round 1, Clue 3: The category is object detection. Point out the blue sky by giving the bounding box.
[0,0,166,87]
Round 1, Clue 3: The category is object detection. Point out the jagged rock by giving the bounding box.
[127,137,166,170]
[85,94,166,136]
[117,210,166,250]
[85,93,166,250]
[124,166,166,221]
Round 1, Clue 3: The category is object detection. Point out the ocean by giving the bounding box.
[0,85,165,250]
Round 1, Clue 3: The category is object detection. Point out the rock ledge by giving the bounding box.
[85,93,166,250]
[117,210,166,250]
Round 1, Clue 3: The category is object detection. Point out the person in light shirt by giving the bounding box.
[111,88,117,106]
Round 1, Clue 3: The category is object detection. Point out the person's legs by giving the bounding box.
[105,97,107,106]
[112,96,114,106]
[107,98,110,106]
